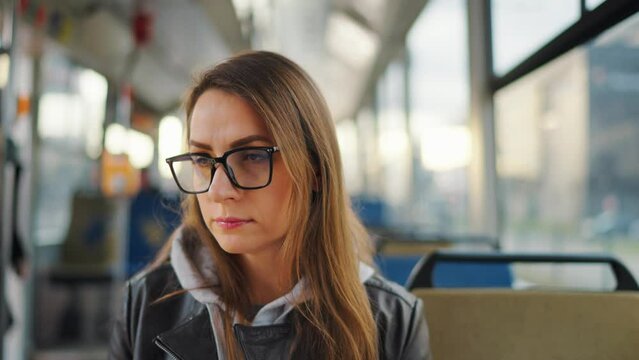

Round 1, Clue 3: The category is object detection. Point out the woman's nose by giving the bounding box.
[207,165,239,201]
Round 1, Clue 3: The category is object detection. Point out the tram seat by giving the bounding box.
[375,254,423,285]
[53,193,116,276]
[377,238,508,287]
[45,193,115,342]
[127,188,180,277]
[406,251,639,291]
[376,240,452,285]
[413,289,639,360]
[375,254,512,287]
[409,251,639,359]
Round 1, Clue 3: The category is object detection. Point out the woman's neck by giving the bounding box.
[237,248,292,305]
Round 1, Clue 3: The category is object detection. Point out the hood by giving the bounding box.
[170,228,376,324]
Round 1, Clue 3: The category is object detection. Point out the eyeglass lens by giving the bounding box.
[171,148,272,192]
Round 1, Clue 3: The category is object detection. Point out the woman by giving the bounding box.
[109,51,430,359]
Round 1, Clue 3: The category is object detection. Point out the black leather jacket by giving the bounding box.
[109,263,431,359]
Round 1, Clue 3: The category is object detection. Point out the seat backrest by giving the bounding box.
[407,251,639,291]
[431,261,513,288]
[60,194,115,270]
[127,189,180,276]
[413,288,639,360]
[375,255,423,285]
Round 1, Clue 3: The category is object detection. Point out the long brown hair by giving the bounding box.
[155,51,377,359]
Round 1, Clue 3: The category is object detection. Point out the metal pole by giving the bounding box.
[0,1,17,359]
[22,47,41,360]
[467,0,500,246]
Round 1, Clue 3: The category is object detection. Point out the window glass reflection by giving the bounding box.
[405,0,470,234]
[36,45,107,247]
[491,0,580,75]
[496,12,639,279]
[586,0,607,10]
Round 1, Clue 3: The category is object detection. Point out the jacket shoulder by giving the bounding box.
[364,274,419,308]
[128,262,183,300]
[125,262,192,337]
[365,275,431,359]
[110,262,203,359]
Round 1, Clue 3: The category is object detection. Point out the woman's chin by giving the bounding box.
[214,235,247,254]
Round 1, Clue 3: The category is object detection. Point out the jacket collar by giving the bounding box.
[165,228,376,359]
[154,306,218,360]
[154,302,296,360]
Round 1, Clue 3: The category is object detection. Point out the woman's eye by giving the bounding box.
[193,157,211,167]
[243,152,268,162]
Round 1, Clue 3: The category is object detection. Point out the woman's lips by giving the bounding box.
[213,217,253,230]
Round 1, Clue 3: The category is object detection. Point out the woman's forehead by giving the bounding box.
[189,89,273,151]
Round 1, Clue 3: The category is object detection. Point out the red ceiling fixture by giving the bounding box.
[34,4,46,27]
[18,0,29,14]
[132,5,153,47]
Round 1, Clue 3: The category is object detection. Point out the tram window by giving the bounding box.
[586,0,607,10]
[36,46,108,247]
[399,0,470,234]
[495,11,639,281]
[491,0,581,75]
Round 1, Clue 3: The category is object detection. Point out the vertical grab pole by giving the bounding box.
[0,1,17,358]
[467,0,500,248]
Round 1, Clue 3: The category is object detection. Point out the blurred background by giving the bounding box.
[0,0,638,358]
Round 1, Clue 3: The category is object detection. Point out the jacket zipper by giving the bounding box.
[154,337,184,360]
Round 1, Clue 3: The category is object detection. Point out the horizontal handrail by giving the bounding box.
[406,251,639,291]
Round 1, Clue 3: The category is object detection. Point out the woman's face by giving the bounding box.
[190,89,294,257]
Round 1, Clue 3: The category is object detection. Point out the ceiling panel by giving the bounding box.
[37,0,429,119]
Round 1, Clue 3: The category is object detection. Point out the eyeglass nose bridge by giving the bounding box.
[208,157,240,190]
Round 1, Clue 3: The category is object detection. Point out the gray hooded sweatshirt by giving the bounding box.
[170,234,375,359]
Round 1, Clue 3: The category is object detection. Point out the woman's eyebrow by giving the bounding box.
[189,135,272,152]
[189,140,212,150]
[229,135,273,148]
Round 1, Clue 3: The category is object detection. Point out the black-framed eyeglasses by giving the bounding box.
[165,146,280,193]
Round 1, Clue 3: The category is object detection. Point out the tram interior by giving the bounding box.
[1,0,638,359]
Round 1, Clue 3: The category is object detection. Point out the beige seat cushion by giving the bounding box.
[413,289,639,360]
